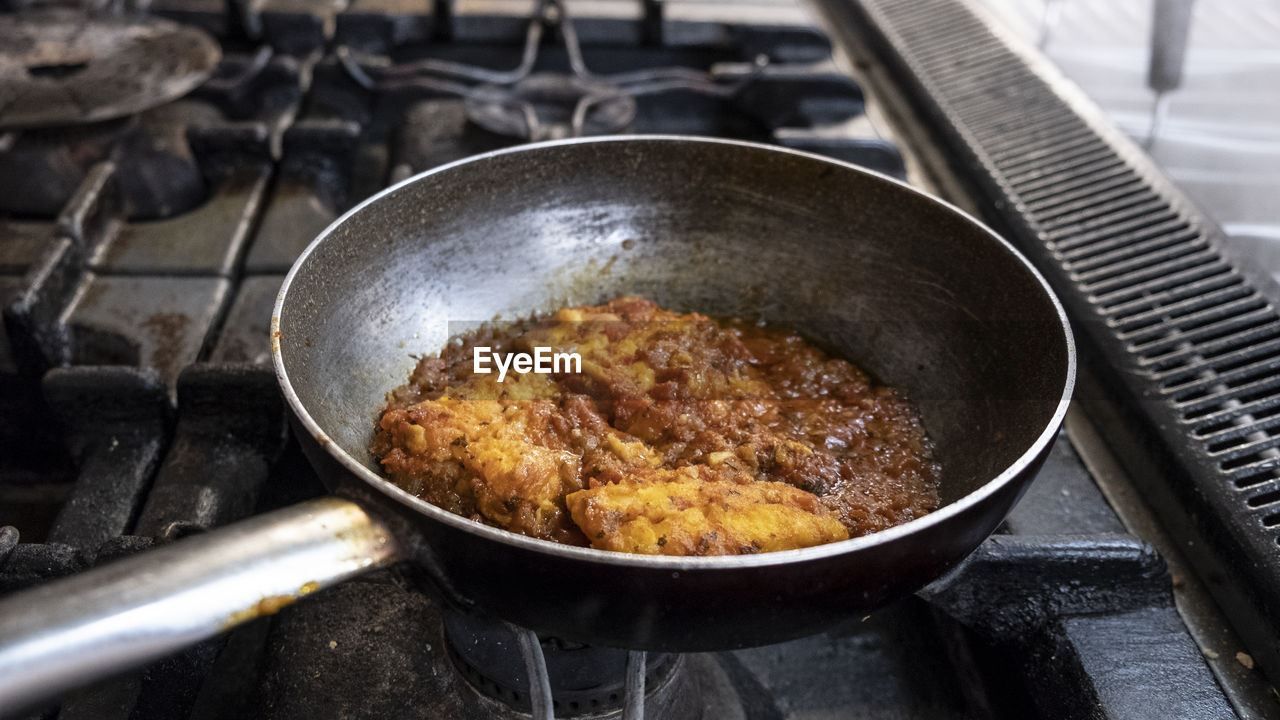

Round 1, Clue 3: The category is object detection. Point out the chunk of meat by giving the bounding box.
[566,467,849,555]
[375,372,590,544]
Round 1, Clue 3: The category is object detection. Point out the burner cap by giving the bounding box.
[0,10,220,129]
[465,73,635,141]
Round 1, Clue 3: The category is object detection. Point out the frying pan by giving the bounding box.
[0,136,1075,710]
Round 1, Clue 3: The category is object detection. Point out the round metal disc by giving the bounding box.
[0,10,221,129]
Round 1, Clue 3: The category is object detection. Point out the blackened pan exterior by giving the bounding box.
[274,136,1075,651]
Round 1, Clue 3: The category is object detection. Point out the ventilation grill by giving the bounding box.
[853,0,1280,630]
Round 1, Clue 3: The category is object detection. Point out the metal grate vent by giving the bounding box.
[851,0,1280,647]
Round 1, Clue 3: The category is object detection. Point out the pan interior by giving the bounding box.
[278,138,1070,508]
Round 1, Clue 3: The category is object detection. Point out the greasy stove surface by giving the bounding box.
[0,1,1238,718]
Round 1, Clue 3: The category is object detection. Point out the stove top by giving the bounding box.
[0,0,1267,718]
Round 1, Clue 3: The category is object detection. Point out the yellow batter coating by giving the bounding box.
[566,466,849,555]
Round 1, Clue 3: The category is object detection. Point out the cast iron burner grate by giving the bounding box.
[336,0,761,142]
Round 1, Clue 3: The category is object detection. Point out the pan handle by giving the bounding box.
[0,496,400,713]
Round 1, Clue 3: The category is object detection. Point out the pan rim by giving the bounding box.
[272,134,1077,570]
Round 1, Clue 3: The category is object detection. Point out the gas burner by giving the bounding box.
[0,9,220,129]
[338,0,758,141]
[442,610,743,719]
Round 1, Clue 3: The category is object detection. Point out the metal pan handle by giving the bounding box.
[0,496,400,713]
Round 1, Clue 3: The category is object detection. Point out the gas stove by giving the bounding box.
[0,0,1275,718]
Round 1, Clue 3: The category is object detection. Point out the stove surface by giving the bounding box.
[0,0,1255,718]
